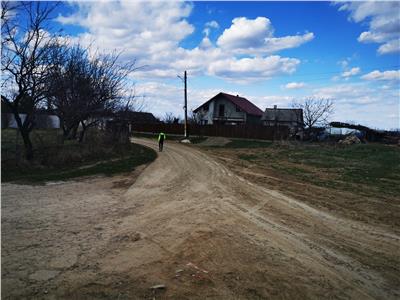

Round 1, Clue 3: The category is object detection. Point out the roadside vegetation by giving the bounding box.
[205,139,400,197]
[132,132,207,144]
[2,128,156,183]
[200,138,400,227]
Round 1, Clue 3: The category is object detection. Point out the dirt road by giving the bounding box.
[2,139,399,299]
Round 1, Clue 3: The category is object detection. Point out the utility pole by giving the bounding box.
[184,71,188,138]
[178,71,189,139]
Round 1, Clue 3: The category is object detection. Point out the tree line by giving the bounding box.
[1,2,138,160]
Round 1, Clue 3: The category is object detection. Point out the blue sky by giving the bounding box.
[51,1,400,129]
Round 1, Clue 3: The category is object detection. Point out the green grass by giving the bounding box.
[221,139,273,148]
[132,131,207,144]
[212,140,400,198]
[238,154,259,161]
[132,131,183,141]
[189,136,207,144]
[283,144,400,186]
[2,129,157,183]
[2,143,156,183]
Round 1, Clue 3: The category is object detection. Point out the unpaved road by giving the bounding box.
[2,138,399,299]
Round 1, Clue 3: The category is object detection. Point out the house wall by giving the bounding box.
[1,113,60,129]
[212,96,246,121]
[264,120,302,128]
[207,101,214,124]
[197,101,214,124]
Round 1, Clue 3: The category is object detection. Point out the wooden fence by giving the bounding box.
[132,123,289,140]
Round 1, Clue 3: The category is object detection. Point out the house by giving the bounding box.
[1,96,60,129]
[101,111,159,133]
[193,92,263,125]
[261,105,304,136]
[113,111,159,124]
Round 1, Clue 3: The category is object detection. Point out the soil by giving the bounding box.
[2,139,399,299]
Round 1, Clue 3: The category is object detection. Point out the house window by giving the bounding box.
[219,104,225,117]
[203,104,209,111]
[236,106,241,112]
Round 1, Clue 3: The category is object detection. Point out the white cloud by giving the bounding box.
[135,81,224,118]
[283,82,306,90]
[205,20,219,29]
[311,82,399,129]
[203,20,219,37]
[341,67,361,78]
[216,17,314,54]
[208,55,300,83]
[361,70,400,81]
[378,40,400,55]
[217,17,273,49]
[57,1,195,75]
[338,1,400,55]
[57,4,311,83]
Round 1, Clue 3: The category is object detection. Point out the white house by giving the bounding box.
[193,92,263,125]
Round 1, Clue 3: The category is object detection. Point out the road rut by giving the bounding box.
[2,138,399,299]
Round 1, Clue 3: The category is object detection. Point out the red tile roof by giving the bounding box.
[194,92,263,116]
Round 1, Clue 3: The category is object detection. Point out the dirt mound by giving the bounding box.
[198,136,230,146]
[338,134,361,145]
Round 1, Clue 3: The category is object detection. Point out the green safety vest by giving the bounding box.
[158,133,166,142]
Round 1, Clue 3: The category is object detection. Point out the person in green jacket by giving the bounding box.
[158,132,166,152]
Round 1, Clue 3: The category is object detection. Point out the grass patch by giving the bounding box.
[238,154,259,161]
[189,136,208,144]
[132,131,207,144]
[283,144,400,188]
[223,139,273,148]
[2,129,157,183]
[218,141,400,198]
[2,143,156,183]
[132,131,183,141]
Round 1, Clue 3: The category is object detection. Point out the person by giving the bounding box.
[158,132,166,152]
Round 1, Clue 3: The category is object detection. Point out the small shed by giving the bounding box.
[261,106,304,137]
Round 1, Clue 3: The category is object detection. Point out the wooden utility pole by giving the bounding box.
[184,70,188,138]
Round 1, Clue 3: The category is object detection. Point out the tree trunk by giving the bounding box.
[13,111,34,160]
[20,129,34,160]
[78,121,86,143]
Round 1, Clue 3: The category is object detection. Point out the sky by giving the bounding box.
[49,1,400,129]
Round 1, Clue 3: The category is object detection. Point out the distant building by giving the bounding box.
[193,92,263,125]
[261,106,304,137]
[1,96,60,129]
[113,111,159,124]
[102,111,160,133]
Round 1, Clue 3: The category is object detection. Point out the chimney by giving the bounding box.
[236,94,239,97]
[274,105,277,109]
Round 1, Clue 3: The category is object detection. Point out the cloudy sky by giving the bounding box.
[52,1,399,129]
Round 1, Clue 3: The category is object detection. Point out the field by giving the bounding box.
[2,136,399,299]
[201,139,400,229]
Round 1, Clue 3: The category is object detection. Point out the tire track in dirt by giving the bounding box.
[2,138,399,299]
[132,138,399,299]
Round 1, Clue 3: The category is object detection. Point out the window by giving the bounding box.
[236,105,241,112]
[203,104,209,111]
[219,104,225,117]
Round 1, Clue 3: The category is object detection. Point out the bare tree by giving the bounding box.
[46,44,138,142]
[189,109,207,125]
[163,112,180,124]
[113,90,146,114]
[1,2,59,159]
[291,97,333,129]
